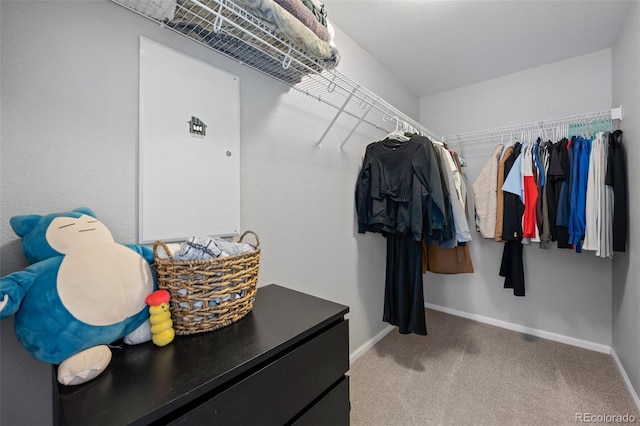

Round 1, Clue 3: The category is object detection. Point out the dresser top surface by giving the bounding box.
[56,284,349,426]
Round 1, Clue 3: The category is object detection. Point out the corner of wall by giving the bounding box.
[611,0,640,412]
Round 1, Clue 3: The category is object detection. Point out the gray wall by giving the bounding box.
[612,0,640,408]
[0,1,419,424]
[420,49,614,348]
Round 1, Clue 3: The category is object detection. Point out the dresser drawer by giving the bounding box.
[293,375,350,426]
[169,319,349,425]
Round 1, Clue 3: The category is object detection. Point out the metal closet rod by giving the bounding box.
[442,107,623,144]
[292,71,440,150]
[278,66,440,149]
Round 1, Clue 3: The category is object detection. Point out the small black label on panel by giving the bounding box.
[189,116,207,137]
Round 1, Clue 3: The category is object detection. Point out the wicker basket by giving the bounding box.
[152,231,260,335]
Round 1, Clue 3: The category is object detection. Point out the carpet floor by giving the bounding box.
[349,309,638,425]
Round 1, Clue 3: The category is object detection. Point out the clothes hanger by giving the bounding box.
[385,117,410,142]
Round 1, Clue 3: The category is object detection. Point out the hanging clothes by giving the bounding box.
[555,139,573,249]
[546,140,565,244]
[598,135,613,258]
[568,137,591,253]
[410,134,447,243]
[583,133,604,252]
[494,145,514,242]
[439,145,472,244]
[538,141,552,248]
[355,132,472,335]
[424,146,474,275]
[521,143,539,240]
[355,137,430,239]
[472,143,504,238]
[355,136,433,336]
[429,142,456,245]
[499,142,525,296]
[384,234,426,335]
[451,150,468,214]
[606,129,628,252]
[437,114,626,298]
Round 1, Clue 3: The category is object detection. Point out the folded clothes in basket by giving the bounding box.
[155,236,256,261]
[213,237,256,256]
[178,236,226,260]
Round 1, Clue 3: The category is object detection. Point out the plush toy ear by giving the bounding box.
[9,215,42,238]
[72,207,95,218]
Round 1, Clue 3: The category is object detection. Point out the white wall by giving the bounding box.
[0,1,418,424]
[419,49,613,349]
[612,0,640,408]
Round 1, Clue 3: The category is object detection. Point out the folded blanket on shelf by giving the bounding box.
[303,0,326,26]
[119,0,177,20]
[273,0,329,42]
[234,0,340,67]
[116,0,340,79]
[170,0,340,69]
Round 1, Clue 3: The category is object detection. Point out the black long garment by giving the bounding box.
[501,143,524,241]
[383,234,426,335]
[499,143,525,297]
[546,139,567,242]
[606,130,628,252]
[500,241,524,296]
[555,139,572,249]
[355,137,432,335]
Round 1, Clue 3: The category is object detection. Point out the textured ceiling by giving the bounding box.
[322,0,631,96]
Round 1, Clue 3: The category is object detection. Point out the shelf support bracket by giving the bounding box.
[339,103,374,152]
[611,105,623,120]
[317,86,358,149]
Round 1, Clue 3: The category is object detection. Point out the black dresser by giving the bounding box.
[54,284,350,425]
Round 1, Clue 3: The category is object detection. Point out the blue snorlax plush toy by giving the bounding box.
[0,208,156,385]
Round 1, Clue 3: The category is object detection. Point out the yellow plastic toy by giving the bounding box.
[145,290,175,347]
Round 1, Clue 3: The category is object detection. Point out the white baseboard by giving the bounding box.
[611,348,640,414]
[425,303,611,354]
[350,324,394,364]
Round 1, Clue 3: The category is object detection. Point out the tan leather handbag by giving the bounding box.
[422,241,474,274]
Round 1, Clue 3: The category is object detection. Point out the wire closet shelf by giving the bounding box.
[442,107,623,145]
[111,0,440,150]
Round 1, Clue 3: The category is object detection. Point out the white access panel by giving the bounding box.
[139,37,240,244]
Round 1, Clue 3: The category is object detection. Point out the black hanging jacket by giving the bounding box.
[355,138,431,241]
[606,130,628,252]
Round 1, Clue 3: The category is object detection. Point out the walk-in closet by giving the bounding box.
[1,0,638,424]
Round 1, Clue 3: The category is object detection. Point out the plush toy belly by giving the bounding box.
[14,244,154,364]
[57,244,153,325]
